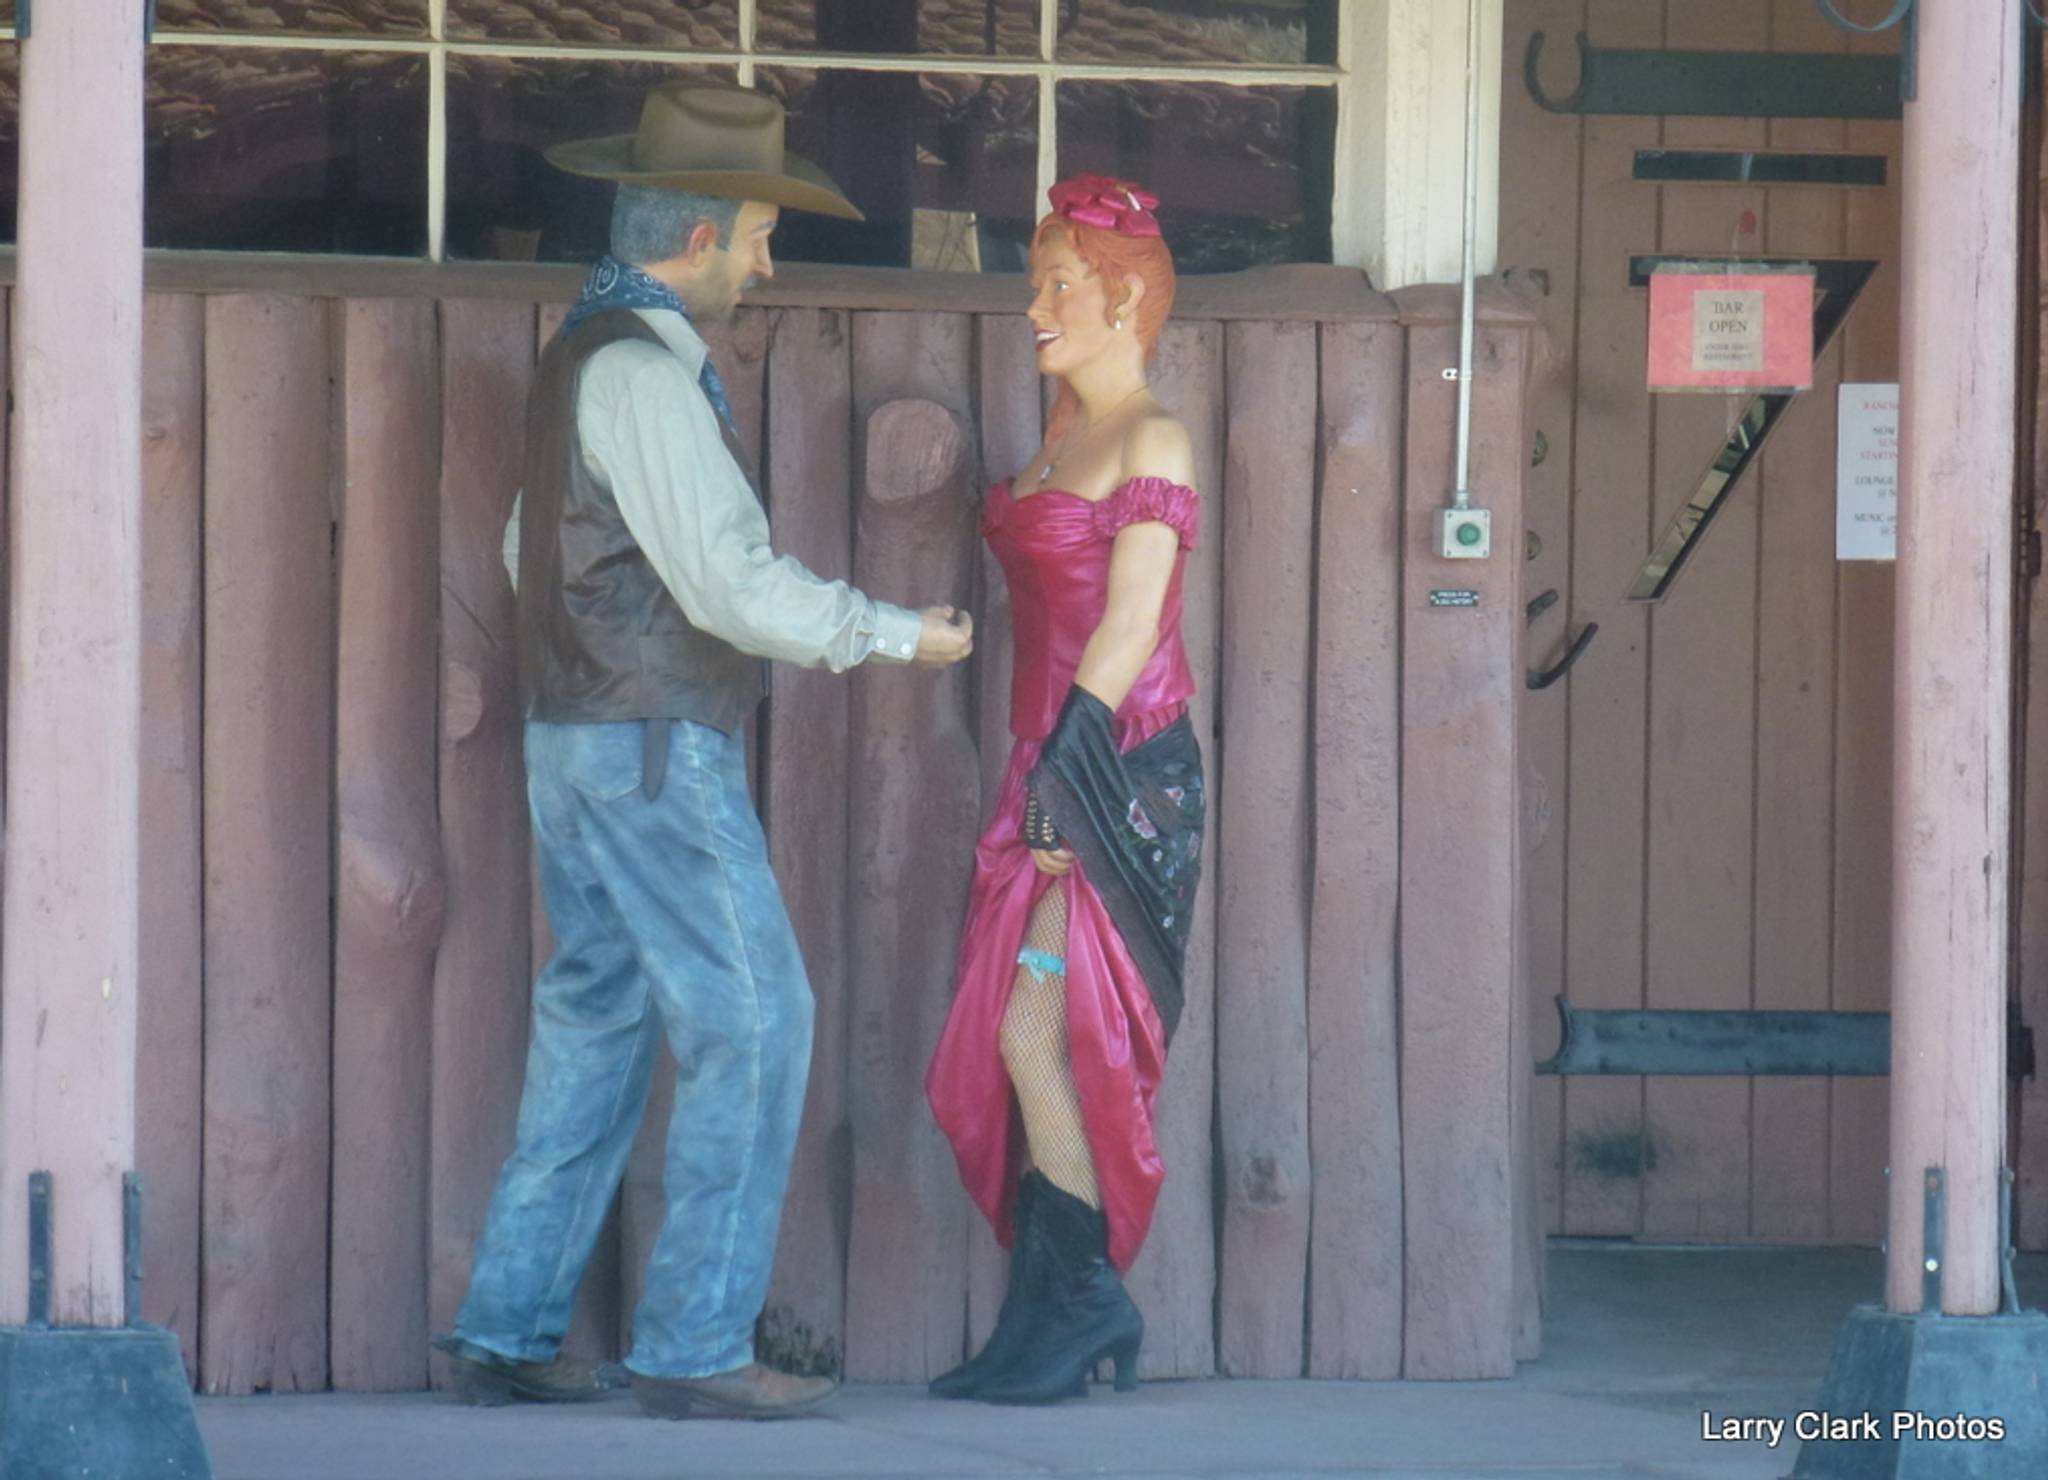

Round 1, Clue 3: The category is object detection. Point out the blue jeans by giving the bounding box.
[453,718,813,1379]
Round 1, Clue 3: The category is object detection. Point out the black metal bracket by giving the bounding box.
[27,1171,52,1328]
[1625,256,1878,603]
[1538,996,2037,1079]
[1922,1166,1945,1312]
[124,1173,145,1328]
[2002,1168,2022,1316]
[1525,31,1903,119]
[1537,999,1890,1076]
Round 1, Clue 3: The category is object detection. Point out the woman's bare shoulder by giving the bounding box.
[1118,410,1194,487]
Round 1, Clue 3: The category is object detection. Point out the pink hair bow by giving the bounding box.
[1047,173,1162,239]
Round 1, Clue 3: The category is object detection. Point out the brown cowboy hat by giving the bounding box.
[545,83,864,221]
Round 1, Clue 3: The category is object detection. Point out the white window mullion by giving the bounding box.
[1036,70,1057,212]
[427,0,448,261]
[737,0,757,87]
[1037,0,1058,209]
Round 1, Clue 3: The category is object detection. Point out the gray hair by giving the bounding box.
[609,186,741,266]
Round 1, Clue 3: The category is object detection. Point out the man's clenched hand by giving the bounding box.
[913,606,975,667]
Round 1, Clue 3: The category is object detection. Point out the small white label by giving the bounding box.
[1836,382,1898,561]
[1693,289,1765,372]
[1429,589,1480,609]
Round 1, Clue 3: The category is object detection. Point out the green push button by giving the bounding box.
[1456,521,1483,546]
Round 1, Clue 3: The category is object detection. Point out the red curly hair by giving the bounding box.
[1030,212,1177,444]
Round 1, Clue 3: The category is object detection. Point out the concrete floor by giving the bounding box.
[191,1244,2044,1480]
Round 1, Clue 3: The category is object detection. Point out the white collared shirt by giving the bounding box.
[506,307,924,670]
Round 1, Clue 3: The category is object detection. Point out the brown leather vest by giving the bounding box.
[516,311,767,735]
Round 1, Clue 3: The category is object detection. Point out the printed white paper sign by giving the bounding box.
[1836,382,1897,561]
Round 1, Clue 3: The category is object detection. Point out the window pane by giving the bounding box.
[1056,1,1334,65]
[757,67,1038,269]
[156,0,429,40]
[0,44,16,244]
[445,59,738,263]
[1056,80,1331,273]
[147,48,428,253]
[757,1,1039,57]
[447,0,737,49]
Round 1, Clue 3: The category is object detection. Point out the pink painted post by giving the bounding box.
[1793,18,2048,1472]
[1886,0,2021,1317]
[0,4,208,1472]
[0,0,147,1327]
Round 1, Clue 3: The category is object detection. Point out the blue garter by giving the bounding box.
[1016,947,1066,984]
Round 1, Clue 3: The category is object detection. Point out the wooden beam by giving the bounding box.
[0,251,1405,325]
[1886,0,2023,1317]
[1334,0,1504,289]
[0,0,148,1329]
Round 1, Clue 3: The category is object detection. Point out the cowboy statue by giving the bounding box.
[432,82,976,1421]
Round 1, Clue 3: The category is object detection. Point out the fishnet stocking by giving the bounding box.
[998,882,1101,1208]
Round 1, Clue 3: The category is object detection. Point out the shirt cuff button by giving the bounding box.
[900,642,913,656]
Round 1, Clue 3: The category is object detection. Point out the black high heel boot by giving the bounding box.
[976,1177,1142,1406]
[930,1173,1045,1398]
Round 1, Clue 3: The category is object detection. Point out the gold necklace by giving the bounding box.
[1038,383,1148,484]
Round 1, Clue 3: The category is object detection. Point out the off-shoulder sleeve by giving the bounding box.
[1091,476,1200,550]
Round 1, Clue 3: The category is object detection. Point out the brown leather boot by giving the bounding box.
[432,1335,626,1406]
[631,1361,839,1420]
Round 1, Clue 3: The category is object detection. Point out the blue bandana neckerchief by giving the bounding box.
[562,255,735,428]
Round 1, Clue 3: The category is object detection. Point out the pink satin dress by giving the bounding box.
[924,474,1200,1273]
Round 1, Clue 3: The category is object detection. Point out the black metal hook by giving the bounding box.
[1527,621,1598,691]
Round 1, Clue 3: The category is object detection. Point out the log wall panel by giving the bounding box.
[524,300,623,1362]
[760,305,858,1373]
[200,295,336,1393]
[330,299,446,1390]
[428,299,538,1377]
[1305,319,1405,1378]
[137,293,206,1376]
[617,307,770,1337]
[1126,319,1225,1379]
[1215,319,1317,1377]
[842,384,982,1381]
[1396,315,1528,1380]
[60,275,1551,1383]
[964,310,1040,1355]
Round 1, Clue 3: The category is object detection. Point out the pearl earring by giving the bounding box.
[1114,316,1124,331]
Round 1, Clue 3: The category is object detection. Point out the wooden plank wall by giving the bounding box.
[1499,0,1908,1245]
[3,286,1545,1388]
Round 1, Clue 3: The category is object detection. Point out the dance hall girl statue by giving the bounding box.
[925,174,1204,1406]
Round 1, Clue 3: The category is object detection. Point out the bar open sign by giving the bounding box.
[1646,262,1814,393]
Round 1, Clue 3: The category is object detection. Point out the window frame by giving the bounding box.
[21,0,1351,262]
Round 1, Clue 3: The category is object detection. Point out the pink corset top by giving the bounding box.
[982,475,1201,741]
